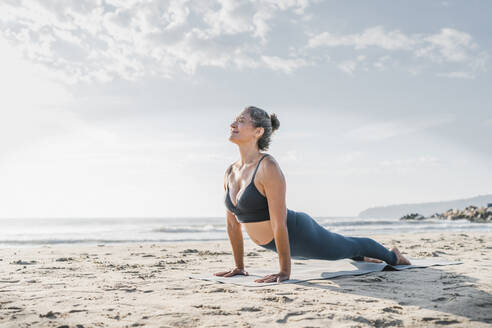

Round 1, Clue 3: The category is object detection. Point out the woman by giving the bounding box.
[214,106,411,284]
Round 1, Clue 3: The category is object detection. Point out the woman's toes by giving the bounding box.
[392,247,411,265]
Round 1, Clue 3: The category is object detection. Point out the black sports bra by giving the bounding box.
[224,154,270,223]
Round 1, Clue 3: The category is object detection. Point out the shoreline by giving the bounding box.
[1,231,491,327]
[2,229,492,249]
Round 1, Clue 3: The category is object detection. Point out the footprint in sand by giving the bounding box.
[203,309,239,316]
[239,306,262,312]
[39,310,60,318]
[56,257,74,262]
[354,298,379,303]
[11,260,37,265]
[275,311,305,323]
[382,306,403,314]
[422,317,461,325]
[192,304,221,310]
[347,315,403,327]
[203,287,237,293]
[262,295,293,303]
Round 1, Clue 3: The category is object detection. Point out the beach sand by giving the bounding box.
[1,232,491,327]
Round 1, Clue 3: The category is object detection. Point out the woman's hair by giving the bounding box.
[245,106,280,151]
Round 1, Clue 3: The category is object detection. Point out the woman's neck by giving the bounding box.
[238,145,262,166]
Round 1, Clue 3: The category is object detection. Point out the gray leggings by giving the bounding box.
[259,209,397,265]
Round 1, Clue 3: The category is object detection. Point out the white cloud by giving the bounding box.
[338,60,357,74]
[374,156,441,176]
[202,0,254,38]
[469,51,490,73]
[379,156,439,166]
[308,26,416,50]
[336,151,364,165]
[1,1,487,82]
[345,116,455,142]
[164,0,191,30]
[337,54,366,74]
[373,55,392,70]
[437,71,475,79]
[278,150,298,162]
[0,0,317,83]
[307,26,487,76]
[279,131,317,139]
[379,156,440,168]
[261,55,310,73]
[252,6,274,42]
[416,28,477,63]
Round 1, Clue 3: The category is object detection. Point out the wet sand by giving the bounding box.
[1,231,491,327]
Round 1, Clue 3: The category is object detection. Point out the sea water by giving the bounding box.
[1,215,491,248]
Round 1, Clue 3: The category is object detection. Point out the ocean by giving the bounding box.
[1,215,491,248]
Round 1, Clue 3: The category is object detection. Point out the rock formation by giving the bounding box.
[399,206,492,223]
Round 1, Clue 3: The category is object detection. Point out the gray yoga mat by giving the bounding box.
[188,258,462,287]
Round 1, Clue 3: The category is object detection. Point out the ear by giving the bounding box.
[256,127,265,139]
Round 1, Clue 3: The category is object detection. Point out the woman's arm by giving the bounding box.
[226,210,244,269]
[261,156,291,278]
[214,164,248,277]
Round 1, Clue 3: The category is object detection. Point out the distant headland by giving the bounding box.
[359,194,492,219]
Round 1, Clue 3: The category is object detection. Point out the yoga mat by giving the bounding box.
[188,258,462,287]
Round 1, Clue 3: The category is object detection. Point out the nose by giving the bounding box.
[230,121,237,128]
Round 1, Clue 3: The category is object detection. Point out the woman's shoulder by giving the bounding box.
[259,153,283,175]
[257,154,285,190]
[261,153,279,166]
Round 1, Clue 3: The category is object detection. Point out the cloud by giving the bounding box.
[374,156,441,176]
[337,55,365,74]
[416,28,477,63]
[437,71,475,79]
[1,2,487,82]
[338,60,357,74]
[308,26,488,76]
[307,26,416,50]
[336,151,365,165]
[379,156,440,167]
[202,0,254,38]
[0,0,317,83]
[261,55,310,73]
[278,150,298,162]
[345,115,455,142]
[373,55,392,70]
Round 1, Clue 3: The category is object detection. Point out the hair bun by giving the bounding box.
[270,113,280,132]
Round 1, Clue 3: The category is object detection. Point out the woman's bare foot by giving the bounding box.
[363,256,383,263]
[392,247,411,265]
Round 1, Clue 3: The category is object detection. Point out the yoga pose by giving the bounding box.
[214,106,411,284]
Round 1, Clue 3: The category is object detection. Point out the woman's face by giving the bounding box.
[229,110,260,144]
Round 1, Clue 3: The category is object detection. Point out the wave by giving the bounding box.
[2,217,490,247]
[150,224,226,233]
[0,237,229,246]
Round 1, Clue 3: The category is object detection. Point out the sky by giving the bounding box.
[0,0,491,219]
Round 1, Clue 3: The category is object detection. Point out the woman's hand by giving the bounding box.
[254,271,290,283]
[214,267,249,277]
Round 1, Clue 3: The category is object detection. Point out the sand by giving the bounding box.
[0,231,491,327]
